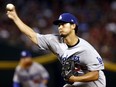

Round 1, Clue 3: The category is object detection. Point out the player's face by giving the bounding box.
[20,57,32,68]
[58,23,74,37]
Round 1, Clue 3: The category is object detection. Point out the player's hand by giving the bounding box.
[68,75,75,82]
[6,4,18,21]
[61,69,73,81]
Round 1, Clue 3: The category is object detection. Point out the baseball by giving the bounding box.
[6,3,14,10]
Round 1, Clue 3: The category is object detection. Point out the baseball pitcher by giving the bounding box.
[6,4,106,87]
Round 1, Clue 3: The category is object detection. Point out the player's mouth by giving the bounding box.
[59,30,63,34]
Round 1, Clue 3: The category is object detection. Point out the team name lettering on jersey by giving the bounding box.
[19,72,40,81]
[60,55,80,64]
[96,57,103,65]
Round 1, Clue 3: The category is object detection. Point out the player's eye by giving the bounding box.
[58,22,67,27]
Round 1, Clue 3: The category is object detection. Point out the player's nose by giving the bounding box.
[58,24,63,30]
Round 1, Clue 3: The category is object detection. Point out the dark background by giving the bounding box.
[0,0,116,87]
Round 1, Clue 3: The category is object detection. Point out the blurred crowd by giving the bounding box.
[0,0,116,62]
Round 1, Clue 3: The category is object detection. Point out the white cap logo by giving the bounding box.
[71,19,74,22]
[59,15,62,20]
[21,51,26,56]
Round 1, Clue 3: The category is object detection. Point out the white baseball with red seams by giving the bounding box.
[6,3,14,10]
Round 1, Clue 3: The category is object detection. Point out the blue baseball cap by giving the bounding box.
[53,13,78,26]
[20,50,32,58]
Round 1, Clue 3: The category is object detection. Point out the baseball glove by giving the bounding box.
[61,59,78,83]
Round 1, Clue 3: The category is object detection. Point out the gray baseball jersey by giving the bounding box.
[13,62,49,87]
[36,33,106,87]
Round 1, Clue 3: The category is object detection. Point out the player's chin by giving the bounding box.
[59,32,67,36]
[60,34,67,37]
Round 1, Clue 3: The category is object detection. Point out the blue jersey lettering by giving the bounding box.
[96,57,103,64]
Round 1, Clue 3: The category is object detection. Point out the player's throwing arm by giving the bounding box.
[6,3,38,44]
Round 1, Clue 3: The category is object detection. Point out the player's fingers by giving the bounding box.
[6,11,14,19]
[6,11,12,16]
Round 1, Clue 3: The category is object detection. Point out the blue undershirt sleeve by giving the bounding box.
[13,82,21,87]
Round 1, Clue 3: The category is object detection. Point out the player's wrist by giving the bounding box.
[13,15,20,22]
[69,75,75,82]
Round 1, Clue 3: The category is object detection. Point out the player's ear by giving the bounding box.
[71,24,76,29]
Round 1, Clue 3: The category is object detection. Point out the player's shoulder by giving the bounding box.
[32,62,43,67]
[44,34,62,42]
[37,33,60,39]
[78,37,94,48]
[15,65,22,71]
[44,34,60,39]
[33,62,40,65]
[79,37,97,51]
[37,33,57,37]
[79,37,92,46]
[79,37,88,42]
[32,62,46,70]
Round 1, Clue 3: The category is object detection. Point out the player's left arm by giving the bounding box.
[68,70,99,82]
[13,82,21,87]
[13,70,21,87]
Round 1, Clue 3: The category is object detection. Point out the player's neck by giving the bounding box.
[20,62,33,69]
[64,34,78,46]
